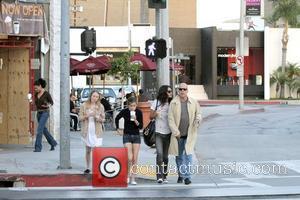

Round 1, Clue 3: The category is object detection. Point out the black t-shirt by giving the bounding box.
[115,108,143,135]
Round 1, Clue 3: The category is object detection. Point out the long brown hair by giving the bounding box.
[85,90,101,108]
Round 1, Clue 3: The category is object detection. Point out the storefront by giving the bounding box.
[0,1,48,144]
[201,27,264,99]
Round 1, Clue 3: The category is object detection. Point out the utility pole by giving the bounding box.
[140,0,149,24]
[128,0,132,87]
[160,1,170,86]
[155,8,162,88]
[59,0,71,169]
[238,0,245,110]
[104,0,108,26]
[140,0,150,91]
[156,0,169,88]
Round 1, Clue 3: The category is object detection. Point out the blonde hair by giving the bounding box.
[85,90,101,108]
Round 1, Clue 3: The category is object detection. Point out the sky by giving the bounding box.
[197,0,241,28]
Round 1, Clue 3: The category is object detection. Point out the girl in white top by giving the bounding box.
[79,91,105,174]
[150,85,173,184]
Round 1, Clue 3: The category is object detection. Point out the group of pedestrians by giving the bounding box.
[32,78,201,186]
[151,83,202,185]
[115,82,202,185]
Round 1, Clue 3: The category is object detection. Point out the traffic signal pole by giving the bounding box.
[160,1,170,86]
[155,8,162,88]
[155,1,170,88]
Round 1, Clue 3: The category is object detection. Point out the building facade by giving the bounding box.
[0,1,49,144]
[69,0,197,28]
[201,27,264,99]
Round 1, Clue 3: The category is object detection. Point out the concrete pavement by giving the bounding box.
[1,104,300,199]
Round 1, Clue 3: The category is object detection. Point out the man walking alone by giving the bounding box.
[168,83,202,185]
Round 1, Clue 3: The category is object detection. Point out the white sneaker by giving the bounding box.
[157,178,163,184]
[163,179,168,184]
[130,180,137,185]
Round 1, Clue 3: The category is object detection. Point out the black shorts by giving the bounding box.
[123,134,141,144]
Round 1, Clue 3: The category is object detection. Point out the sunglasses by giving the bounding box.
[178,88,187,91]
[167,90,172,93]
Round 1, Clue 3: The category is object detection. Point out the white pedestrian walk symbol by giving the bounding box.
[148,42,156,56]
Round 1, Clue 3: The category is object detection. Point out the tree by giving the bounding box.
[108,51,141,85]
[286,63,300,98]
[108,51,141,107]
[268,0,300,71]
[270,63,300,98]
[268,0,300,97]
[270,67,288,98]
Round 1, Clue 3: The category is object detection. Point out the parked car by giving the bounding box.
[110,85,136,96]
[80,87,117,106]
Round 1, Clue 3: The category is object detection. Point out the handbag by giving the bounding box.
[142,100,158,147]
[143,120,156,147]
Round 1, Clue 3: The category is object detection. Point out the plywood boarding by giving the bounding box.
[7,49,30,144]
[0,49,9,144]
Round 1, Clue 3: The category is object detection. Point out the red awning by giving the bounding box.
[130,53,157,71]
[70,56,111,75]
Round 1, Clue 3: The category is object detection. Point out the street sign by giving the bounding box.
[236,56,244,66]
[246,0,261,16]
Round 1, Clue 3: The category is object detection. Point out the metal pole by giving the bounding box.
[140,0,149,90]
[128,0,131,50]
[239,0,245,110]
[160,0,170,86]
[128,0,132,86]
[170,38,175,96]
[59,0,71,169]
[104,0,108,26]
[155,8,162,89]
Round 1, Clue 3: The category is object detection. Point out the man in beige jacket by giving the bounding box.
[168,83,202,185]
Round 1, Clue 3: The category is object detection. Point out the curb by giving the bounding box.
[0,174,154,187]
[199,100,283,106]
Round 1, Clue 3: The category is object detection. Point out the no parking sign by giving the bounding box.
[236,56,244,66]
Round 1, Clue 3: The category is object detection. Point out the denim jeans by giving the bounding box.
[155,133,171,180]
[175,138,193,179]
[34,111,57,151]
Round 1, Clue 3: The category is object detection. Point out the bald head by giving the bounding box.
[179,83,188,89]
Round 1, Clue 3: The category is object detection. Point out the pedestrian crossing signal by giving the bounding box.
[81,28,96,54]
[145,38,167,59]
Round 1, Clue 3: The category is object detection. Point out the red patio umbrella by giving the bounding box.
[70,56,110,76]
[70,57,80,67]
[130,53,156,71]
[130,53,184,71]
[96,55,112,67]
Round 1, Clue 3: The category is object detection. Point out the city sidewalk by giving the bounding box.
[0,105,266,174]
[0,104,261,186]
[1,104,300,199]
